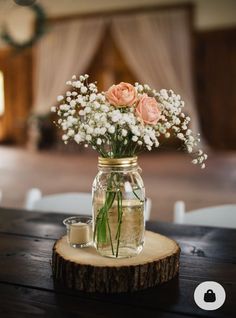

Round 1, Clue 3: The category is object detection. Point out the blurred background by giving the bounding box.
[0,0,235,221]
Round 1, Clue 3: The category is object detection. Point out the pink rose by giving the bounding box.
[105,82,137,107]
[136,94,161,125]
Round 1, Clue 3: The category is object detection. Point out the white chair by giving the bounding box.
[25,188,151,221]
[173,200,236,229]
[25,188,92,215]
[145,198,152,221]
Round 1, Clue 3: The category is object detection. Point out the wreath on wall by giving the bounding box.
[0,3,47,50]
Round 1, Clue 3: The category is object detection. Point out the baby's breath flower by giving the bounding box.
[100,127,106,135]
[177,133,185,140]
[160,89,168,99]
[101,105,109,112]
[94,101,100,109]
[68,129,75,137]
[80,75,85,81]
[52,74,207,167]
[90,93,96,101]
[75,81,81,88]
[122,129,127,137]
[70,100,76,107]
[94,128,100,135]
[108,126,115,134]
[144,84,150,90]
[57,95,64,102]
[97,138,102,145]
[132,136,138,142]
[87,127,94,134]
[187,145,193,153]
[81,86,87,94]
[84,106,91,113]
[137,84,143,93]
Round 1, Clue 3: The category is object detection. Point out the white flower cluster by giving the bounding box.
[52,74,207,167]
[134,83,207,168]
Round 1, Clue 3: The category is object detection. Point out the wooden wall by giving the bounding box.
[0,49,32,144]
[195,27,236,149]
[87,28,136,91]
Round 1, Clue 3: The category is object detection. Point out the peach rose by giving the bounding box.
[105,82,137,107]
[136,94,161,125]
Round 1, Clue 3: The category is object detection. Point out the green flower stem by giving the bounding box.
[105,203,115,255]
[94,173,116,254]
[94,171,125,258]
[115,190,123,257]
[94,191,116,242]
[133,189,144,203]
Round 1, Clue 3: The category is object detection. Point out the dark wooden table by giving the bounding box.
[0,207,235,318]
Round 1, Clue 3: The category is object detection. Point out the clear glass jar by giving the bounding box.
[92,157,145,258]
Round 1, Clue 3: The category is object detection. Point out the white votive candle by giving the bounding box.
[63,216,93,248]
[69,222,91,245]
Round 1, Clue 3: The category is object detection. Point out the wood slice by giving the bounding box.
[52,231,180,293]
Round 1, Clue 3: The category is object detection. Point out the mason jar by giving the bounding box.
[92,157,145,258]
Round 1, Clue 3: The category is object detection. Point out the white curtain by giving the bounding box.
[111,10,200,133]
[33,18,106,114]
[33,10,201,135]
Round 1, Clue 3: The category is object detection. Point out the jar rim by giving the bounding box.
[98,156,138,168]
[63,216,92,226]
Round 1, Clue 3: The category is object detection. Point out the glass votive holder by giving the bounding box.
[63,216,93,248]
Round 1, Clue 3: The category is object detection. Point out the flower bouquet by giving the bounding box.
[52,74,207,258]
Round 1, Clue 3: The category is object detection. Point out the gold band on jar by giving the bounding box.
[98,157,138,168]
